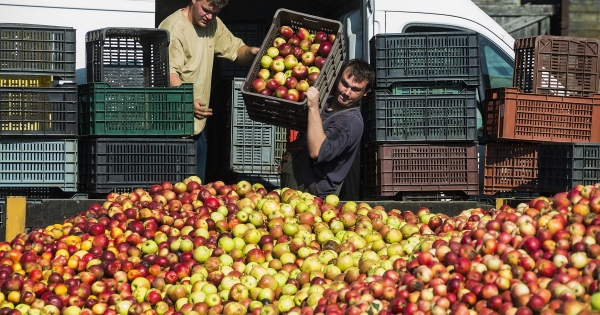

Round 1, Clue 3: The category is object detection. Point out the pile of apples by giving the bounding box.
[251,25,336,102]
[4,177,600,315]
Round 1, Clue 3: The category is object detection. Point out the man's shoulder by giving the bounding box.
[159,10,184,29]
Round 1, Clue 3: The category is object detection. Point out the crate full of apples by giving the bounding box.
[241,8,345,131]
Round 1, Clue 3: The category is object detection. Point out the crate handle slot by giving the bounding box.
[262,98,283,105]
[302,17,320,24]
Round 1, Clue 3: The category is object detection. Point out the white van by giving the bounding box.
[341,0,516,96]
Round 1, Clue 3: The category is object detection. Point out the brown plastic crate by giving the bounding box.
[241,9,345,131]
[513,35,600,96]
[363,143,479,198]
[483,143,538,196]
[484,87,600,143]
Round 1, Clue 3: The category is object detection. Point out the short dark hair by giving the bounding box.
[342,58,375,90]
[193,0,229,10]
[208,0,228,9]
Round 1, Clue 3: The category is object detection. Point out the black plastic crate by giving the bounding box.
[215,20,267,80]
[79,138,196,194]
[241,9,345,131]
[86,28,169,87]
[538,143,600,193]
[208,78,287,174]
[362,88,478,143]
[0,187,82,200]
[0,202,4,228]
[0,24,76,80]
[0,84,77,136]
[369,32,480,87]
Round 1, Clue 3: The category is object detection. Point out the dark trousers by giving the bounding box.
[195,131,207,183]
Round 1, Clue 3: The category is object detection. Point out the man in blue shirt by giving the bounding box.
[281,59,375,198]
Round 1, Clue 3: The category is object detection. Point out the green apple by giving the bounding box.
[278,295,295,313]
[201,283,218,295]
[193,246,211,263]
[232,224,249,238]
[240,275,258,289]
[170,239,182,252]
[179,239,194,252]
[218,237,235,253]
[204,293,222,307]
[131,277,151,292]
[233,237,246,250]
[249,301,263,311]
[188,290,206,304]
[266,47,279,58]
[260,55,273,69]
[15,304,31,315]
[325,194,339,206]
[591,292,600,310]
[62,306,79,315]
[115,300,133,315]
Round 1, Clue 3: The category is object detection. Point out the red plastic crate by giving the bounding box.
[485,87,600,143]
[363,143,479,198]
[513,35,600,96]
[483,143,538,196]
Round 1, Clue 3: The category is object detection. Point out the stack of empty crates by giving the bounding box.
[206,20,287,190]
[361,32,481,200]
[0,23,79,217]
[483,35,600,196]
[77,28,196,196]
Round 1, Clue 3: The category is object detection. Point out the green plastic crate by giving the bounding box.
[78,83,194,136]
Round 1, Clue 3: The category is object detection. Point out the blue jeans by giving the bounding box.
[196,131,207,183]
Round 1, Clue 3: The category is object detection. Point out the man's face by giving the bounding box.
[191,0,220,27]
[333,68,368,108]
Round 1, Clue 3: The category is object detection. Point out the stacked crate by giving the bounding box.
[0,24,79,210]
[362,32,481,200]
[483,35,600,195]
[77,28,197,195]
[207,78,287,190]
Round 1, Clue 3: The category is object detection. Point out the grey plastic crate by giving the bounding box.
[0,139,77,192]
[209,78,286,174]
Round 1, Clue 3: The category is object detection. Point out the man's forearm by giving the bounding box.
[170,73,183,86]
[235,45,257,65]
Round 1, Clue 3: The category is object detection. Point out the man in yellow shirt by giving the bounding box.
[159,0,260,183]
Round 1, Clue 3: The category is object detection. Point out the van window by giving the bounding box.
[479,35,514,89]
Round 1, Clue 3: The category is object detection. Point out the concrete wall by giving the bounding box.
[0,0,156,83]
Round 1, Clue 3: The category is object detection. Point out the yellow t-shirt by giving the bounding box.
[159,10,245,135]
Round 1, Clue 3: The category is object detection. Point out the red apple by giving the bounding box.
[275,86,288,98]
[251,78,266,92]
[279,26,294,40]
[318,41,333,57]
[292,64,308,80]
[301,51,315,66]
